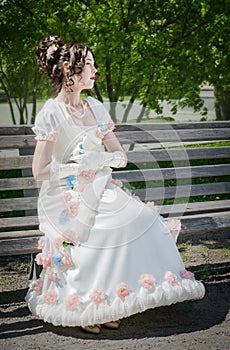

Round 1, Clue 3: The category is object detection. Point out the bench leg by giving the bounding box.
[28,253,43,280]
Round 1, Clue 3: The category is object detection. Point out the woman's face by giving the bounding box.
[74,50,97,90]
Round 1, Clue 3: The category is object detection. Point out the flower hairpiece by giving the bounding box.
[46,43,59,60]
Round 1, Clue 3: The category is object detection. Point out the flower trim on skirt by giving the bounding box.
[26,274,205,327]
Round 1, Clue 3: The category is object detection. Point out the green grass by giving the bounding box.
[185,141,230,148]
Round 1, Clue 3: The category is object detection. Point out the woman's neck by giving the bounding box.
[57,89,82,107]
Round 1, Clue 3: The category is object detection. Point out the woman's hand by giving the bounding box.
[71,150,127,171]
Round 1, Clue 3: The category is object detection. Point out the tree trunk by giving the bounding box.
[31,72,41,124]
[214,86,230,120]
[0,65,17,124]
[136,103,147,123]
[109,101,117,123]
[0,77,16,125]
[122,89,138,123]
[93,82,103,103]
[105,57,117,122]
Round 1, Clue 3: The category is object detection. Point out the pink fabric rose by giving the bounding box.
[63,230,75,243]
[96,128,104,139]
[61,191,72,203]
[164,271,178,286]
[146,201,159,214]
[65,294,81,310]
[90,289,106,304]
[111,178,123,187]
[75,183,86,192]
[180,269,195,280]
[54,236,64,248]
[80,170,95,181]
[42,253,52,268]
[37,236,45,250]
[43,289,58,304]
[139,274,156,290]
[46,268,59,282]
[116,283,130,299]
[46,44,58,60]
[166,218,181,237]
[35,252,44,265]
[35,253,51,268]
[108,120,115,131]
[47,46,54,55]
[32,278,43,292]
[35,252,51,267]
[67,202,79,217]
[62,255,74,267]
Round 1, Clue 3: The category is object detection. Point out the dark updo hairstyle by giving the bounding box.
[34,35,96,93]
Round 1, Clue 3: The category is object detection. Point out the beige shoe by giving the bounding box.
[103,320,121,329]
[81,324,101,334]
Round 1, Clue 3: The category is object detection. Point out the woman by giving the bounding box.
[26,35,205,334]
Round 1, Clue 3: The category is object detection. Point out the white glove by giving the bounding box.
[50,162,80,181]
[70,150,126,171]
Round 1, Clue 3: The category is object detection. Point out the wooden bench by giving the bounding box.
[0,121,230,256]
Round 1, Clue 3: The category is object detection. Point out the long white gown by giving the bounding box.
[25,96,205,327]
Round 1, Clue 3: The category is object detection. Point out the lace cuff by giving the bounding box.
[32,126,58,142]
[96,120,115,139]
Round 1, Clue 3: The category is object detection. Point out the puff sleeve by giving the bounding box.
[32,99,59,142]
[87,97,115,136]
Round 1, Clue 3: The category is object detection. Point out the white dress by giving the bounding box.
[25,96,205,327]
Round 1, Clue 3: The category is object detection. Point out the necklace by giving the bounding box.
[64,99,86,119]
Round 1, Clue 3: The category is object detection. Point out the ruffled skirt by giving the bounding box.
[26,185,205,327]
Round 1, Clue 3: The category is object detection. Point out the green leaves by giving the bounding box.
[1,0,230,123]
[62,241,74,248]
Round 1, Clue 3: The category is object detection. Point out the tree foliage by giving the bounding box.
[0,0,230,123]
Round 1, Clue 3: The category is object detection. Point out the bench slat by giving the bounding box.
[116,129,230,144]
[1,128,230,149]
[1,211,229,255]
[0,126,33,135]
[0,216,39,229]
[0,229,42,239]
[1,164,229,191]
[1,122,229,136]
[181,211,230,236]
[0,155,33,169]
[0,135,36,149]
[0,122,229,256]
[1,200,230,230]
[126,146,230,163]
[114,164,230,182]
[0,177,39,191]
[0,235,41,256]
[0,182,229,212]
[0,197,38,212]
[160,199,230,216]
[115,121,230,131]
[134,181,230,200]
[0,146,230,172]
[0,147,229,171]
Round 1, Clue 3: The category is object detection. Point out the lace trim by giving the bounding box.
[32,126,58,142]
